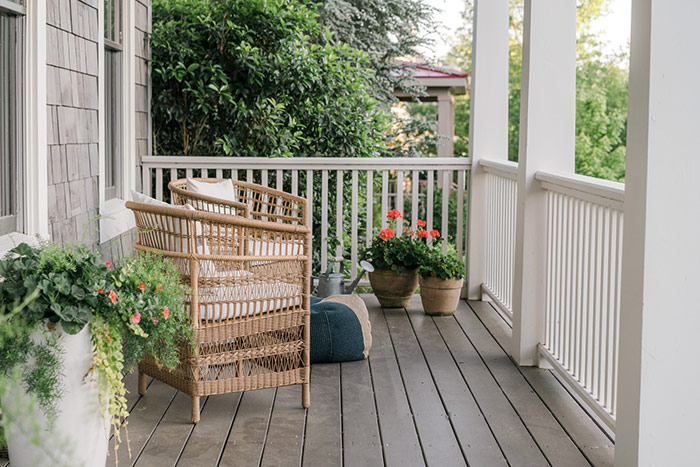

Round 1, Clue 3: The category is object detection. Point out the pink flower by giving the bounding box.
[108,290,117,304]
[417,219,426,228]
[105,260,112,270]
[430,230,440,238]
[151,317,158,325]
[379,228,395,241]
[131,312,141,324]
[387,209,402,219]
[138,281,145,291]
[162,306,169,320]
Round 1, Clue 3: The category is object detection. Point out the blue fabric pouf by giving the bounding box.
[310,295,372,364]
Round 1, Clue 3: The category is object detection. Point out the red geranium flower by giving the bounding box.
[386,209,402,219]
[379,228,395,241]
[417,219,426,227]
[131,312,141,324]
[138,281,145,291]
[416,230,428,238]
[105,260,112,270]
[96,288,103,294]
[162,306,170,320]
[108,290,117,304]
[430,230,440,238]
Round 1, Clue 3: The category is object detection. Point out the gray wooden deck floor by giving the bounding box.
[1,295,614,467]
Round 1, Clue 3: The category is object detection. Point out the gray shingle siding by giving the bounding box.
[46,0,151,260]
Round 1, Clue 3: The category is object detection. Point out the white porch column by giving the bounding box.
[466,0,509,299]
[511,0,576,365]
[615,1,700,465]
[436,90,454,157]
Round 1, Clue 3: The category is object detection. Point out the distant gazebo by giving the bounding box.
[394,62,469,157]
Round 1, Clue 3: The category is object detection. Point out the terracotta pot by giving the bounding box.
[368,268,419,308]
[419,276,464,316]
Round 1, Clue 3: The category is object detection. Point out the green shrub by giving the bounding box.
[151,0,387,158]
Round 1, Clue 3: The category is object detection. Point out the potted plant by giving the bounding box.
[363,210,433,308]
[0,242,192,467]
[418,237,466,316]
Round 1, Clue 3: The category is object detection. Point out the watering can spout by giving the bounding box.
[345,260,374,294]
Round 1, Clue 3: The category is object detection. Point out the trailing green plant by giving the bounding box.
[418,240,465,280]
[0,242,192,461]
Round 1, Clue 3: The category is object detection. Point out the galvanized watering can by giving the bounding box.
[313,258,374,298]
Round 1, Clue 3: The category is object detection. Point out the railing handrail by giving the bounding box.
[480,158,518,180]
[536,170,625,209]
[142,155,472,171]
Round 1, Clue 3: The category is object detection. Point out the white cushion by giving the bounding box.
[186,178,236,200]
[199,280,302,320]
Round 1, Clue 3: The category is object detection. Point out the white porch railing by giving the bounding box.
[141,156,471,278]
[480,159,518,321]
[537,171,624,430]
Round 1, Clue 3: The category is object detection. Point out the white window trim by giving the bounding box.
[98,0,136,243]
[0,0,48,257]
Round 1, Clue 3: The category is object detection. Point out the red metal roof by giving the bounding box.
[401,61,469,79]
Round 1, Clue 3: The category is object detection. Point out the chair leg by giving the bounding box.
[191,396,200,424]
[138,370,147,396]
[302,382,310,408]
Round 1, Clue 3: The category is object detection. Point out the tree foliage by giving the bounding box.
[151,0,387,157]
[440,0,628,181]
[315,0,440,157]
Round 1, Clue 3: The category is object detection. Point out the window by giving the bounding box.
[104,0,122,200]
[0,1,25,235]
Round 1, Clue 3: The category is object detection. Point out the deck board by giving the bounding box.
[109,379,178,467]
[365,295,425,467]
[1,295,614,467]
[469,300,615,466]
[259,385,306,467]
[301,364,342,467]
[456,301,591,466]
[218,388,276,467]
[384,308,467,466]
[405,297,508,466]
[340,359,383,467]
[177,392,241,467]
[134,391,201,467]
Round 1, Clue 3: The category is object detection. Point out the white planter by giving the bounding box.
[5,324,110,467]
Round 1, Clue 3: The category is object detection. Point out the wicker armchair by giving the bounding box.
[126,180,311,423]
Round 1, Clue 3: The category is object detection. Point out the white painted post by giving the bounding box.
[615,1,700,465]
[436,90,454,157]
[466,0,509,299]
[511,0,576,366]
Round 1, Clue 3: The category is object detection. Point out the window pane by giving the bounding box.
[104,0,121,44]
[104,48,122,200]
[0,12,22,235]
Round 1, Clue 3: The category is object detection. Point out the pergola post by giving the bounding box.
[466,0,509,299]
[436,89,454,157]
[615,1,700,465]
[511,0,576,366]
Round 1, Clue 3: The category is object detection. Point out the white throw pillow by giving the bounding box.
[186,178,236,201]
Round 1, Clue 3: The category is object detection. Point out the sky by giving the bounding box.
[424,0,632,62]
